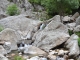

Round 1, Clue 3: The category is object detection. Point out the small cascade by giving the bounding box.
[40,23,46,30]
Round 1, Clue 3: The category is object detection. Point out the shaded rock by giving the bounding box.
[70,12,79,21]
[0,45,7,55]
[74,25,80,32]
[76,16,80,26]
[0,28,21,50]
[65,34,79,57]
[0,54,8,60]
[33,20,69,52]
[24,45,47,56]
[0,13,7,19]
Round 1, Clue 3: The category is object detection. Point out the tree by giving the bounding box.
[29,0,79,15]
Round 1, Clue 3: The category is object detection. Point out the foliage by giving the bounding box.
[78,37,80,46]
[0,25,4,32]
[68,29,74,36]
[75,31,80,37]
[14,56,25,60]
[6,4,20,16]
[29,0,80,15]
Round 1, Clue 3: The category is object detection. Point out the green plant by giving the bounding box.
[0,25,4,32]
[14,56,25,60]
[6,4,20,16]
[78,37,80,46]
[29,0,80,15]
[68,29,74,36]
[75,31,80,37]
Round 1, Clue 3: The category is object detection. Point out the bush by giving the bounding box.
[29,0,79,15]
[14,56,25,60]
[78,37,80,46]
[6,4,20,16]
[0,25,4,32]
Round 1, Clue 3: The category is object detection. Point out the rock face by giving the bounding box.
[65,34,79,57]
[0,28,21,50]
[0,45,7,55]
[32,17,69,52]
[0,0,9,14]
[0,15,42,40]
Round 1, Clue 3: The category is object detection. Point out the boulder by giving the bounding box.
[24,45,47,56]
[0,15,42,40]
[76,16,80,26]
[74,25,80,32]
[33,20,69,52]
[0,45,7,55]
[65,34,79,57]
[0,28,21,50]
[67,23,76,30]
[70,12,79,21]
[0,54,8,60]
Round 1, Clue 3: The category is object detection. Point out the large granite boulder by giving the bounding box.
[0,28,21,50]
[0,15,42,40]
[32,17,69,52]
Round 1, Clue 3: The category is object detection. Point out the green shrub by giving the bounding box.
[14,56,25,60]
[6,4,20,16]
[29,0,79,15]
[78,37,80,46]
[75,32,80,37]
[0,25,4,32]
[68,29,74,36]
